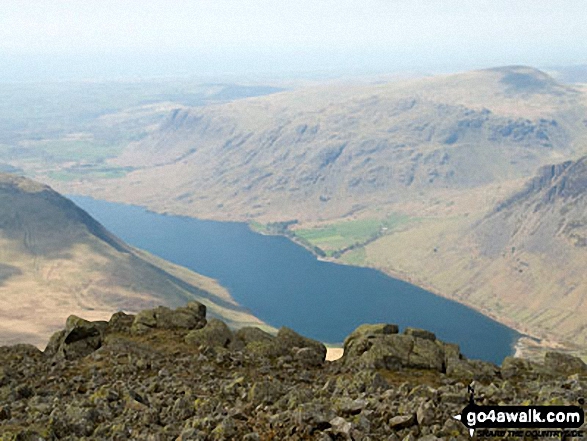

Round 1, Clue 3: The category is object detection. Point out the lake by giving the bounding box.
[70,195,520,364]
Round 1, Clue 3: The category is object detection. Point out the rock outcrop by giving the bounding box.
[1,304,586,440]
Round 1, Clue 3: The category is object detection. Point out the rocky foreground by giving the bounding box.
[0,303,586,440]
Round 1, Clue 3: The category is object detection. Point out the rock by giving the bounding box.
[235,326,275,345]
[185,318,233,348]
[544,352,587,375]
[107,311,135,333]
[404,328,436,341]
[330,416,352,438]
[446,358,499,381]
[294,347,324,367]
[388,414,416,429]
[45,315,103,360]
[501,356,545,379]
[131,302,207,334]
[0,404,11,420]
[3,303,587,440]
[344,331,445,372]
[276,327,327,361]
[248,380,283,405]
[416,400,435,426]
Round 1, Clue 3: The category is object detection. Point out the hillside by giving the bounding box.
[0,173,269,347]
[63,66,587,222]
[342,156,587,357]
[1,304,586,440]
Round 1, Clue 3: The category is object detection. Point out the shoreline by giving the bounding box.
[259,225,571,360]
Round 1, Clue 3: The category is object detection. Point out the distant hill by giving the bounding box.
[0,174,268,347]
[72,65,587,222]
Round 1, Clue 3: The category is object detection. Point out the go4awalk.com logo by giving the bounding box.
[453,385,585,438]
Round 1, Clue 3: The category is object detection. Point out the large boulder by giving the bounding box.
[45,315,105,360]
[130,302,206,335]
[235,327,275,345]
[342,324,458,372]
[185,318,234,348]
[276,327,327,362]
[107,311,135,333]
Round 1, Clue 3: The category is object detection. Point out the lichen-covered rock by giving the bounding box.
[45,315,103,360]
[107,311,135,333]
[276,326,327,361]
[131,302,207,335]
[235,326,275,345]
[544,351,587,375]
[404,327,436,341]
[446,358,499,381]
[343,327,446,372]
[1,304,585,440]
[185,318,233,348]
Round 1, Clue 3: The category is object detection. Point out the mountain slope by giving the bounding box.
[347,156,587,354]
[0,173,268,347]
[67,66,587,222]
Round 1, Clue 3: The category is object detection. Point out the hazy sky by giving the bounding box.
[1,0,585,81]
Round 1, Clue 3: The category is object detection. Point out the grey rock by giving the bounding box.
[131,302,207,334]
[185,318,233,348]
[446,358,499,381]
[389,414,416,429]
[276,327,327,361]
[404,327,436,341]
[544,351,587,375]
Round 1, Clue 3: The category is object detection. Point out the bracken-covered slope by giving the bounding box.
[0,173,268,347]
[77,65,587,222]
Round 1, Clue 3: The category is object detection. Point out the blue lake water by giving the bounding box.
[70,195,520,364]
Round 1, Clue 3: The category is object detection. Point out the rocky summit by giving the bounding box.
[1,304,586,440]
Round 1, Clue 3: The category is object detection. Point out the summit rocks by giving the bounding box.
[1,305,586,440]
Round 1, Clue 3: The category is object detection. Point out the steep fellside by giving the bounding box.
[472,157,587,345]
[353,157,587,355]
[0,174,269,347]
[63,66,587,222]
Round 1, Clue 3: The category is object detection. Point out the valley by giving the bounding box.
[2,66,587,360]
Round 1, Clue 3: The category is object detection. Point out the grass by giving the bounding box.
[292,214,411,255]
[47,167,130,182]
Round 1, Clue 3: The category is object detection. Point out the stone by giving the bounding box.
[330,416,352,438]
[404,327,436,341]
[185,319,234,348]
[107,311,135,333]
[544,352,587,375]
[248,380,283,405]
[294,347,324,367]
[235,326,275,345]
[416,401,435,426]
[0,404,11,420]
[45,315,103,360]
[276,327,327,361]
[131,302,207,334]
[446,358,499,381]
[344,331,446,372]
[388,414,416,429]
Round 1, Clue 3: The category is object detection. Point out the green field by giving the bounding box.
[292,214,411,256]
